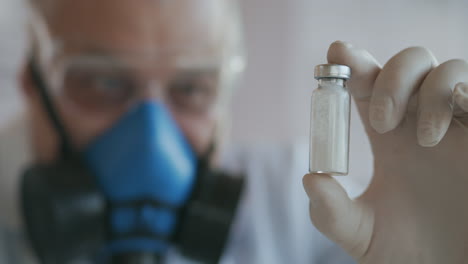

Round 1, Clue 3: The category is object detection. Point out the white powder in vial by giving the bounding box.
[309,82,350,175]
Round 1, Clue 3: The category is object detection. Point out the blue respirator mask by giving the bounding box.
[21,59,245,264]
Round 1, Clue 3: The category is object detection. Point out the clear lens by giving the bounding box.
[61,59,139,112]
[168,68,220,114]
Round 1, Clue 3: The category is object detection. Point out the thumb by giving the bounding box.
[327,41,381,131]
[302,173,374,260]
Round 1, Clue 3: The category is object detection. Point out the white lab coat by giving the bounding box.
[0,114,358,264]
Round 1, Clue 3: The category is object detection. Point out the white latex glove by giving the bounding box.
[303,41,468,264]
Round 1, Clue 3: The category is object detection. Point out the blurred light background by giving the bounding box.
[0,0,468,183]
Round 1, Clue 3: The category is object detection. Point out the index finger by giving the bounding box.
[327,41,381,100]
[327,41,381,132]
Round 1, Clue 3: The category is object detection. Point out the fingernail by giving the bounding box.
[305,189,320,209]
[332,40,353,48]
[303,175,320,208]
[417,111,443,147]
[302,174,314,198]
[369,96,393,134]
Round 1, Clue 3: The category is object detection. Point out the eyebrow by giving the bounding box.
[65,46,141,70]
[60,40,137,61]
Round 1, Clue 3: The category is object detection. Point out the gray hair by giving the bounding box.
[26,0,55,19]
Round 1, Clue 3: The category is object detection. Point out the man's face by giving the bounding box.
[24,0,229,162]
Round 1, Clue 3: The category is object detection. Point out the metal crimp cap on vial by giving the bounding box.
[314,64,351,80]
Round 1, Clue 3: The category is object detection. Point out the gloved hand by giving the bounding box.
[303,41,468,264]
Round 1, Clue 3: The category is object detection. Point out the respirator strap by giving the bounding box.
[29,58,75,158]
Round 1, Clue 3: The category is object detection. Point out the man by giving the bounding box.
[1,1,468,264]
[0,0,353,263]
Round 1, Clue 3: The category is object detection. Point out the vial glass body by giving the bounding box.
[309,78,350,175]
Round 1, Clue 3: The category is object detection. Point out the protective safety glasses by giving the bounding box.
[44,55,223,115]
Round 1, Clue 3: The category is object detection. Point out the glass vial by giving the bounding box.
[309,64,351,176]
